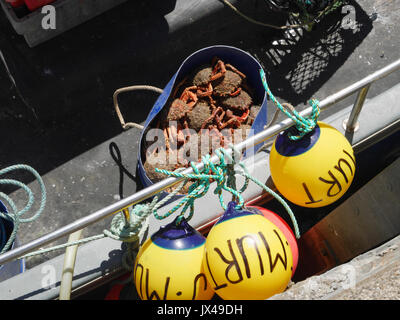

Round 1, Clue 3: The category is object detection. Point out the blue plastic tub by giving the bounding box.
[0,201,25,282]
[137,45,268,202]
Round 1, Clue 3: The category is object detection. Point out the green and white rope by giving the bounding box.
[17,171,188,259]
[260,69,320,141]
[0,164,47,254]
[156,145,300,239]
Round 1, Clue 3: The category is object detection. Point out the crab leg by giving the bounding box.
[215,110,226,130]
[219,117,241,129]
[229,87,242,97]
[177,123,185,144]
[172,76,188,99]
[209,125,225,147]
[210,59,226,81]
[163,128,171,151]
[180,86,198,109]
[201,106,224,130]
[237,108,250,123]
[216,110,226,122]
[218,108,247,129]
[182,119,192,140]
[226,63,246,79]
[197,83,213,97]
[169,124,181,148]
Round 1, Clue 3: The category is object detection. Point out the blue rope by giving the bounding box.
[0,165,47,254]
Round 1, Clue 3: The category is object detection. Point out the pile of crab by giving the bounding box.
[143,57,260,191]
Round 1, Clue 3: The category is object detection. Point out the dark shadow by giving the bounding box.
[261,127,400,238]
[250,0,373,106]
[344,128,355,144]
[0,0,282,184]
[14,246,125,300]
[109,142,138,199]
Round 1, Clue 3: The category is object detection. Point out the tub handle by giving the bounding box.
[113,85,163,130]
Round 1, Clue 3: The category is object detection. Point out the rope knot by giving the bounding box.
[103,204,152,243]
[259,69,320,141]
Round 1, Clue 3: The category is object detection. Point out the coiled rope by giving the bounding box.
[0,165,46,255]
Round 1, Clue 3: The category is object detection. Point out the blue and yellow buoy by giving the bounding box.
[203,202,293,300]
[134,217,214,300]
[269,122,356,208]
[246,205,298,276]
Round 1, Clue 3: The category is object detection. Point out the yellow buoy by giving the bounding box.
[269,122,356,208]
[134,217,214,300]
[203,202,293,300]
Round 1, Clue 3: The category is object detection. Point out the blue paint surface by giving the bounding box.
[151,217,205,250]
[0,200,25,280]
[215,201,261,225]
[275,124,321,157]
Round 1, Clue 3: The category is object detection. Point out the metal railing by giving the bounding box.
[0,58,399,266]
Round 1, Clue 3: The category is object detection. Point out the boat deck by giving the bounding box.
[0,0,399,271]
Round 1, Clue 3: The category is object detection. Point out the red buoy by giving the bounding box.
[246,205,298,276]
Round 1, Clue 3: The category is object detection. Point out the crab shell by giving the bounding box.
[238,123,252,141]
[192,66,213,87]
[212,70,243,97]
[187,101,212,132]
[203,128,224,154]
[166,99,191,121]
[220,90,252,111]
[144,149,188,183]
[245,105,261,126]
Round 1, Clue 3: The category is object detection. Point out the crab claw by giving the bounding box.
[237,108,250,123]
[210,59,227,81]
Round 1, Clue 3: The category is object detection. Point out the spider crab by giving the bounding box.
[144,57,260,193]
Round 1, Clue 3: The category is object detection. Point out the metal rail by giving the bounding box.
[0,58,399,266]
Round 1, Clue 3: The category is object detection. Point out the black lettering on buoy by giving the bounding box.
[191,273,208,300]
[205,251,228,291]
[134,263,144,299]
[343,149,356,166]
[334,158,354,183]
[214,240,243,284]
[319,170,342,197]
[259,230,288,272]
[302,182,323,205]
[236,234,264,278]
[145,268,170,300]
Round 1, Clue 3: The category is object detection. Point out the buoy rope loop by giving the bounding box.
[154,145,300,239]
[0,164,46,254]
[259,69,320,141]
[19,197,161,259]
[221,145,300,239]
